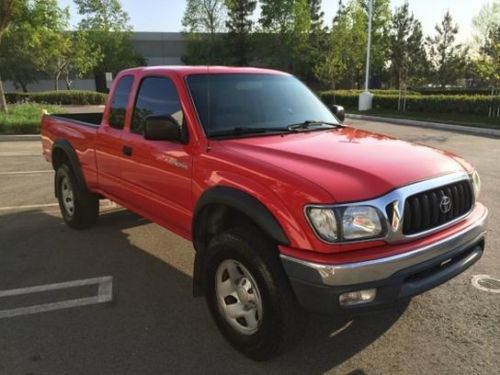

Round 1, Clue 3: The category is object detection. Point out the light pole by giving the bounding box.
[358,0,373,111]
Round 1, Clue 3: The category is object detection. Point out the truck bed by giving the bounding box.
[49,112,103,127]
[41,112,102,190]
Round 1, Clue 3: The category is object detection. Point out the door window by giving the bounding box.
[131,77,184,134]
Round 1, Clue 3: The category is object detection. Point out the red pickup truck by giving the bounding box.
[41,66,487,360]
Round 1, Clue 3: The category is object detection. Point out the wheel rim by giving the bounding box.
[60,175,75,216]
[215,259,263,335]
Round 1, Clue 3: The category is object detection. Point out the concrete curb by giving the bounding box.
[0,134,40,142]
[346,113,500,138]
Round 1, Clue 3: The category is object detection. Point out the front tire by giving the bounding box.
[203,226,306,361]
[56,164,99,229]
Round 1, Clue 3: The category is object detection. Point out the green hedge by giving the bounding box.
[333,89,421,96]
[416,88,494,96]
[318,91,500,115]
[318,90,421,109]
[319,91,360,108]
[6,90,108,105]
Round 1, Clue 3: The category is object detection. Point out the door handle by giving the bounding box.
[122,145,133,157]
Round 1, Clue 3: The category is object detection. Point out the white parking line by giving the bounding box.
[0,201,118,212]
[0,170,53,175]
[0,203,59,211]
[0,276,113,319]
[0,152,41,157]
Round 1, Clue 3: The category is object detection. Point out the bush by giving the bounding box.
[333,89,421,96]
[415,88,494,96]
[318,91,500,115]
[318,89,421,109]
[0,103,64,134]
[317,90,359,108]
[6,90,108,105]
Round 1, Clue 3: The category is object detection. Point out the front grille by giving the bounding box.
[402,180,474,235]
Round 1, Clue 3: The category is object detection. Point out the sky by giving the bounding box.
[58,0,490,43]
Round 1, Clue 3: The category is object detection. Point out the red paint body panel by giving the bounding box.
[41,116,99,189]
[219,128,472,203]
[41,66,481,263]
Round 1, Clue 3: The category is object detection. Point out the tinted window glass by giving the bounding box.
[109,75,134,129]
[132,77,183,134]
[186,74,338,136]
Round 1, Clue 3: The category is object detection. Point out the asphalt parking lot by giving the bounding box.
[0,119,498,375]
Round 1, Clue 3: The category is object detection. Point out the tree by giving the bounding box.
[317,1,367,88]
[62,32,103,90]
[181,0,227,64]
[427,11,468,87]
[472,0,500,48]
[259,0,295,34]
[0,0,25,112]
[289,0,312,75]
[309,0,325,34]
[0,0,100,92]
[0,2,38,93]
[315,1,352,89]
[258,0,315,76]
[75,0,144,92]
[316,0,390,89]
[27,0,72,91]
[306,0,328,83]
[388,3,429,89]
[224,0,257,65]
[183,0,226,34]
[474,25,500,89]
[257,0,295,69]
[313,45,347,92]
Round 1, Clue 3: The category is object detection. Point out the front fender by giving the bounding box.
[193,185,289,249]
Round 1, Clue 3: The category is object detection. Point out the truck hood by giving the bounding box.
[220,127,471,203]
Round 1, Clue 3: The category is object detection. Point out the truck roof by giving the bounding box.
[119,65,290,77]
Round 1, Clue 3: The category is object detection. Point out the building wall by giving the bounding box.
[133,32,187,66]
[3,79,97,92]
[4,32,188,93]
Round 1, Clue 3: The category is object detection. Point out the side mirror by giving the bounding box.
[330,105,345,123]
[144,115,183,142]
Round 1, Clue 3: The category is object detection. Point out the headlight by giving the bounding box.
[471,170,481,199]
[342,206,383,240]
[307,207,338,242]
[306,205,384,242]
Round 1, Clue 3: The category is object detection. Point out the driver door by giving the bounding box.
[119,75,193,236]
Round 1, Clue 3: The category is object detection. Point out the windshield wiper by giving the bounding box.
[287,120,342,131]
[209,121,342,138]
[209,126,289,137]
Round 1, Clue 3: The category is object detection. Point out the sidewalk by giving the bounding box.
[0,134,40,142]
[346,113,500,138]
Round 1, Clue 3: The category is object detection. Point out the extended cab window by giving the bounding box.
[132,77,184,134]
[109,75,134,129]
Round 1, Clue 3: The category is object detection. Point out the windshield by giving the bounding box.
[186,73,339,137]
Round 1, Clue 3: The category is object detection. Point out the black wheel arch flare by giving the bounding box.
[51,139,87,197]
[191,186,290,296]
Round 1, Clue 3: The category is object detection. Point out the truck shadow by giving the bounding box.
[0,208,405,375]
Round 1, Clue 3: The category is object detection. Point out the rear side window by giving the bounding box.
[109,75,134,129]
[131,77,183,134]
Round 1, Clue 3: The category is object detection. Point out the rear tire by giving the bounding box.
[203,225,306,361]
[56,164,99,229]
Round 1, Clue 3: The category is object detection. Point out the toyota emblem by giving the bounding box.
[440,195,452,214]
